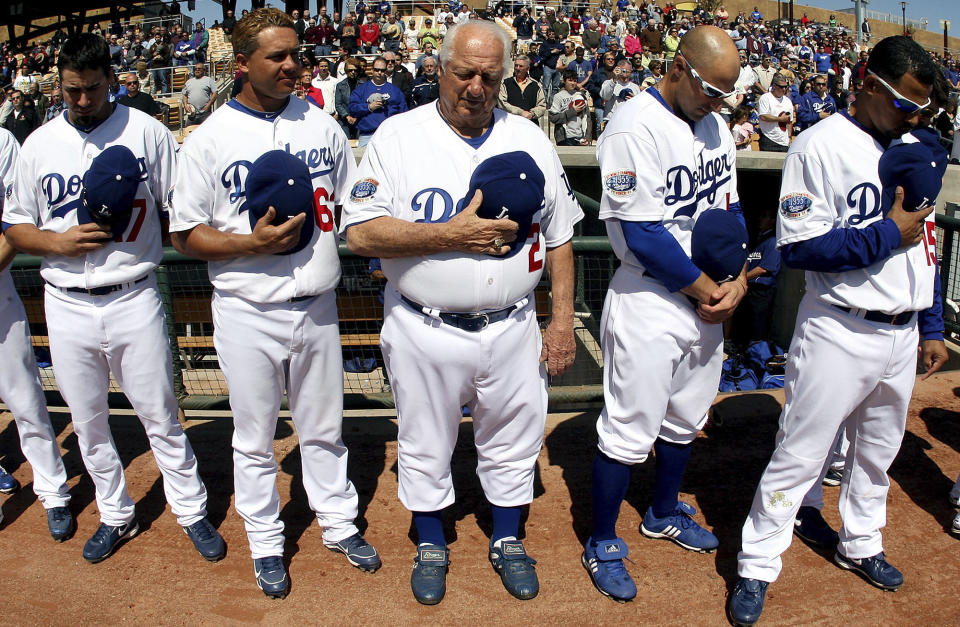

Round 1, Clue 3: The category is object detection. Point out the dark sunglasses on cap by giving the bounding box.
[868,70,931,113]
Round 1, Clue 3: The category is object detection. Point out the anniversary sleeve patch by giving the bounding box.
[603,170,637,197]
[349,178,379,203]
[779,192,813,220]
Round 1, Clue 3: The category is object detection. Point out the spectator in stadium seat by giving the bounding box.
[382,51,412,106]
[549,69,591,145]
[311,58,338,116]
[336,57,366,139]
[3,90,38,144]
[514,7,535,51]
[498,55,547,126]
[118,72,164,116]
[419,18,439,50]
[339,14,360,54]
[44,87,64,124]
[349,55,407,147]
[359,13,381,54]
[404,18,420,53]
[415,41,438,71]
[410,56,439,108]
[182,63,216,124]
[381,14,403,54]
[599,59,640,124]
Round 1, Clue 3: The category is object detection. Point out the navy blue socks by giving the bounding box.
[591,451,632,541]
[413,510,445,546]
[651,438,694,518]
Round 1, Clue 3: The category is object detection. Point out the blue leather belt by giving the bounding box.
[401,295,517,332]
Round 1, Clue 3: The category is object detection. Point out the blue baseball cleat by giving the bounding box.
[727,577,769,626]
[325,533,381,572]
[0,464,19,494]
[254,556,289,599]
[47,506,75,542]
[83,521,139,563]
[183,518,226,561]
[640,502,719,553]
[581,536,637,602]
[834,551,903,591]
[489,539,539,600]
[411,544,449,605]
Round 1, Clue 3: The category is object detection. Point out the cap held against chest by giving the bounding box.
[878,141,942,214]
[243,150,316,256]
[691,208,748,284]
[468,151,545,258]
[80,144,141,236]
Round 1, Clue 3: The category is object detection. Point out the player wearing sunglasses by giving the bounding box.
[729,35,944,627]
[587,26,744,602]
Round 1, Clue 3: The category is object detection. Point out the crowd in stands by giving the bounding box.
[2,1,960,158]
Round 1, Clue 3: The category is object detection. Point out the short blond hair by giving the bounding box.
[232,7,295,59]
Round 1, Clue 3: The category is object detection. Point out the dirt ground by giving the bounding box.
[0,373,958,626]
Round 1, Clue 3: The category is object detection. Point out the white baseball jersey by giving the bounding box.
[597,88,740,272]
[170,97,356,303]
[0,128,20,304]
[2,105,176,288]
[756,91,794,145]
[340,103,583,312]
[776,112,936,314]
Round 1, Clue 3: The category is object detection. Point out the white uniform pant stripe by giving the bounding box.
[738,295,917,582]
[212,290,358,559]
[44,279,207,526]
[596,269,723,465]
[381,288,547,512]
[0,287,69,507]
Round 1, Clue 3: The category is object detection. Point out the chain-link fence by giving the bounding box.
[11,205,960,411]
[10,237,612,411]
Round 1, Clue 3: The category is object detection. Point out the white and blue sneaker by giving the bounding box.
[640,502,719,553]
[951,511,960,537]
[834,551,903,591]
[254,556,290,599]
[581,536,637,602]
[0,464,19,494]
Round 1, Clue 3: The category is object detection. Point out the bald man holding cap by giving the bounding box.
[583,26,746,603]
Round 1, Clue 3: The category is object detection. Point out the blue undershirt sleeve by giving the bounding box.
[728,201,745,228]
[780,219,901,273]
[621,220,701,292]
[918,266,944,341]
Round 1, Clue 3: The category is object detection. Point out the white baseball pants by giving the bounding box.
[738,295,918,582]
[44,277,208,527]
[0,277,69,507]
[596,268,723,465]
[381,288,548,512]
[212,290,359,559]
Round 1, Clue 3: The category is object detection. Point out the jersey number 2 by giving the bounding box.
[528,223,543,272]
[313,187,335,232]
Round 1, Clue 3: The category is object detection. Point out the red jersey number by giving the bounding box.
[313,187,335,232]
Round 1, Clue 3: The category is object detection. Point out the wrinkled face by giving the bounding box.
[438,29,505,131]
[421,57,437,76]
[513,59,529,78]
[193,63,204,78]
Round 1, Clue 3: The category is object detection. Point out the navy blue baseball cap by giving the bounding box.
[467,151,545,258]
[80,145,141,235]
[878,140,942,214]
[691,209,749,283]
[244,150,315,256]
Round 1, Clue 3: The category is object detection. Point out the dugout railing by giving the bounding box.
[9,200,960,412]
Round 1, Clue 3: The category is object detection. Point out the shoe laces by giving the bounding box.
[338,533,369,551]
[91,524,118,544]
[258,556,284,572]
[50,507,69,522]
[188,520,215,542]
[601,554,634,577]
